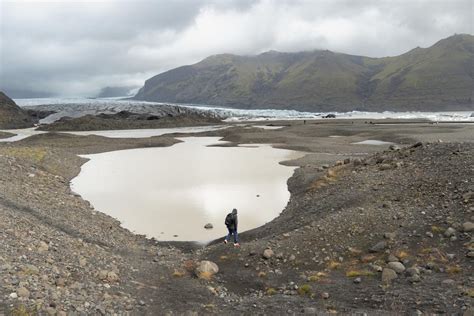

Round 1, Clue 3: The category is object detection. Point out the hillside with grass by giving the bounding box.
[134,34,474,112]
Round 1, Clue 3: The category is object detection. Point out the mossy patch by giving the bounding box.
[346,270,375,277]
[1,147,47,163]
[297,284,312,296]
[172,269,186,278]
[327,260,341,270]
[266,287,277,295]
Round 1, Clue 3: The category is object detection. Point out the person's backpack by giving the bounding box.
[225,213,233,226]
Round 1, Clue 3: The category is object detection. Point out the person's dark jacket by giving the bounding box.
[227,209,238,230]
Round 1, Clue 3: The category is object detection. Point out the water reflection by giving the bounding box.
[71,137,303,242]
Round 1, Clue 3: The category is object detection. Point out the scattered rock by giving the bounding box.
[382,268,398,283]
[406,267,420,276]
[79,257,87,267]
[262,248,274,259]
[441,279,455,286]
[353,277,362,284]
[38,241,49,252]
[462,222,474,232]
[98,270,119,283]
[321,292,330,299]
[387,254,399,262]
[369,241,387,253]
[411,142,423,148]
[444,227,456,237]
[352,158,362,166]
[303,307,317,314]
[17,287,30,298]
[387,262,406,273]
[98,270,108,280]
[23,264,39,275]
[195,261,219,279]
[106,271,119,282]
[384,232,396,240]
[408,274,421,283]
[55,277,66,287]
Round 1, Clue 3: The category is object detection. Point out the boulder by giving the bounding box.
[38,241,49,252]
[17,287,30,298]
[106,271,119,282]
[382,268,397,284]
[462,222,474,232]
[369,241,387,253]
[195,261,219,279]
[303,307,317,314]
[98,270,119,282]
[409,274,421,283]
[406,266,420,276]
[204,223,213,229]
[387,262,406,273]
[444,227,456,237]
[262,248,274,259]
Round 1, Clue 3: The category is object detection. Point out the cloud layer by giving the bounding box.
[0,0,472,97]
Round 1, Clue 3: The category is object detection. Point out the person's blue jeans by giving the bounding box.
[225,227,239,243]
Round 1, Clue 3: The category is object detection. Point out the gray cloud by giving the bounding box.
[0,0,472,97]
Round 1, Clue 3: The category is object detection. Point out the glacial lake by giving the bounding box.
[71,137,303,243]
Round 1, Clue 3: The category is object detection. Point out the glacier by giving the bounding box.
[15,97,474,123]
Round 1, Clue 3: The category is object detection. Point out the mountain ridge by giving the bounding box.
[134,34,474,112]
[0,91,34,129]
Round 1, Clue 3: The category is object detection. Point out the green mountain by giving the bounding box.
[0,91,34,129]
[134,34,474,112]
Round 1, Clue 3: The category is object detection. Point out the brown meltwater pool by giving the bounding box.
[71,137,304,243]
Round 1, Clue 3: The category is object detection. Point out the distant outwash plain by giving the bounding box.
[134,34,473,112]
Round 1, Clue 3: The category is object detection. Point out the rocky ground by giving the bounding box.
[0,120,472,315]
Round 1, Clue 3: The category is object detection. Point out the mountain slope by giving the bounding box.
[0,91,34,129]
[134,34,474,112]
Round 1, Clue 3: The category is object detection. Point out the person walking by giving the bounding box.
[224,208,240,247]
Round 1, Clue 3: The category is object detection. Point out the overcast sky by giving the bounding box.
[0,0,472,97]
